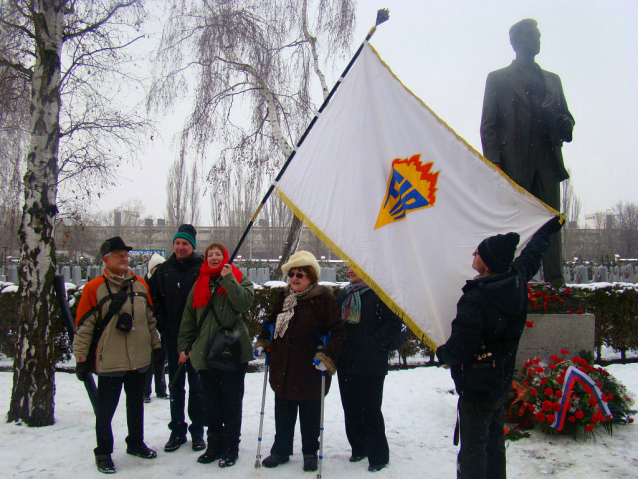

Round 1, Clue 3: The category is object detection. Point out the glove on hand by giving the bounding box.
[253,347,265,359]
[538,215,565,237]
[152,347,165,368]
[75,361,90,381]
[313,358,328,371]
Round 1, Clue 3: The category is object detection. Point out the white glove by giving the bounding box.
[314,358,328,371]
[253,347,265,359]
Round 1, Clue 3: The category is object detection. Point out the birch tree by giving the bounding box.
[2,0,147,426]
[148,0,356,274]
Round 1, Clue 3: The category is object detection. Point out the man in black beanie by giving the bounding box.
[437,216,563,479]
[147,224,205,453]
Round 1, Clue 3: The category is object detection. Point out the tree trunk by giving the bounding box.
[275,215,304,279]
[7,1,64,427]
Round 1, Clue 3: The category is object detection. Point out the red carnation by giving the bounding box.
[560,349,570,355]
[585,424,595,432]
[535,412,546,422]
[544,388,554,397]
[542,400,553,411]
[547,413,556,423]
[548,364,557,370]
[550,355,560,362]
[578,308,583,314]
[535,291,543,298]
[592,414,602,423]
[530,388,538,397]
[528,404,535,412]
[568,309,573,314]
[607,393,614,401]
[555,391,563,399]
[568,416,576,423]
[526,320,535,328]
[588,396,598,406]
[504,427,510,435]
[556,376,565,385]
[552,402,562,412]
[575,410,584,419]
[533,358,541,364]
[522,381,529,386]
[540,378,547,385]
[565,287,572,294]
[534,366,544,373]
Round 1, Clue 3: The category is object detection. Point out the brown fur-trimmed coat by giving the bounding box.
[255,285,346,401]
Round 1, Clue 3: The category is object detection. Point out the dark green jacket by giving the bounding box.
[178,274,255,371]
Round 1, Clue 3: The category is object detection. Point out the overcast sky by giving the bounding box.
[95,0,638,225]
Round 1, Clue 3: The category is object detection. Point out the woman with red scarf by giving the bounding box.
[177,242,254,468]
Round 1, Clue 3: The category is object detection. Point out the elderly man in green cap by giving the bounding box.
[147,224,206,453]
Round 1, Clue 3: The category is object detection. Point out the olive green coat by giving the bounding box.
[178,274,254,371]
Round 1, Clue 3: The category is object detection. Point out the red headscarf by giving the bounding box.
[192,246,243,309]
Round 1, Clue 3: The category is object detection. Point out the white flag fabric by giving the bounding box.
[275,43,556,348]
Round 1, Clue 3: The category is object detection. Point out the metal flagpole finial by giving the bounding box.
[367,8,390,40]
[376,8,390,26]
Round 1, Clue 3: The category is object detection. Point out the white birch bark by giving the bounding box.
[8,0,65,426]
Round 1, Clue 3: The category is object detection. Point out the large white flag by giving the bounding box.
[275,43,556,348]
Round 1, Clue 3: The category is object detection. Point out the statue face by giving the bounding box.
[513,25,541,56]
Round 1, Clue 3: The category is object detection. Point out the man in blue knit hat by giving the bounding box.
[148,224,206,453]
[437,216,563,479]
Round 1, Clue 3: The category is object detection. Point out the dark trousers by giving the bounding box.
[457,395,507,479]
[338,373,389,467]
[271,395,321,457]
[530,169,563,284]
[166,346,204,438]
[144,346,167,397]
[95,371,146,455]
[199,363,248,458]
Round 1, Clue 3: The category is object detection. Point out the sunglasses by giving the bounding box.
[287,272,307,279]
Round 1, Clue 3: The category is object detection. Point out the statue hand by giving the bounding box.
[558,115,574,141]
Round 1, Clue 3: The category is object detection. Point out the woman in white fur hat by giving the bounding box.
[143,254,168,402]
[254,251,346,473]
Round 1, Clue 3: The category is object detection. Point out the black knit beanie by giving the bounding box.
[477,232,520,273]
[173,224,197,249]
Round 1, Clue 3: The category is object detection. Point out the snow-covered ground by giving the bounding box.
[1,362,637,478]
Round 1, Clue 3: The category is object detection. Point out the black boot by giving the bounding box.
[164,434,187,452]
[126,442,157,459]
[262,453,289,468]
[198,434,221,464]
[95,454,116,474]
[191,436,206,452]
[219,434,240,468]
[303,454,318,472]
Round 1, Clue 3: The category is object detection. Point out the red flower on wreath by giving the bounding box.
[550,355,560,362]
[578,308,584,314]
[575,410,584,419]
[552,402,562,412]
[535,412,546,422]
[555,391,563,399]
[556,376,565,385]
[560,349,570,355]
[585,424,595,432]
[568,416,576,423]
[547,413,556,423]
[530,388,538,397]
[540,378,547,385]
[544,388,554,397]
[548,364,557,370]
[542,400,553,411]
[535,291,543,298]
[588,396,598,406]
[565,287,572,294]
[528,404,535,412]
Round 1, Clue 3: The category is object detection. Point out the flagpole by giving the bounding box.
[169,9,390,390]
[225,8,390,266]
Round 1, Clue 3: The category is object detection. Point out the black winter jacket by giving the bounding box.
[147,252,203,348]
[336,288,402,377]
[436,229,551,403]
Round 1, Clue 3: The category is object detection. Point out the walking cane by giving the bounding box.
[255,322,275,468]
[313,332,332,479]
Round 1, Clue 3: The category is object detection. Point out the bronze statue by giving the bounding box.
[480,19,574,287]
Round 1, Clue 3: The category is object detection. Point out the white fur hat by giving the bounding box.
[282,251,321,278]
[147,253,166,277]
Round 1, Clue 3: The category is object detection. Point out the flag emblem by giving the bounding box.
[375,154,440,229]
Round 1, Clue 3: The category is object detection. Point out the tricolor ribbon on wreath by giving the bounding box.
[550,365,613,431]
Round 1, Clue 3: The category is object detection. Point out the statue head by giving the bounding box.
[509,19,541,57]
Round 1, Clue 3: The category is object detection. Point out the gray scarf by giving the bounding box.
[274,284,315,339]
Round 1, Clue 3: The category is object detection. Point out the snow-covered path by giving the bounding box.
[1,364,637,478]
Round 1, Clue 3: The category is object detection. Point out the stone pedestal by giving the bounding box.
[516,313,595,372]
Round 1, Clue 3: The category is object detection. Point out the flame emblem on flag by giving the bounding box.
[374,154,440,230]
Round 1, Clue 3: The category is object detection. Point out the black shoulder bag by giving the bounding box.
[86,276,134,371]
[205,310,242,372]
